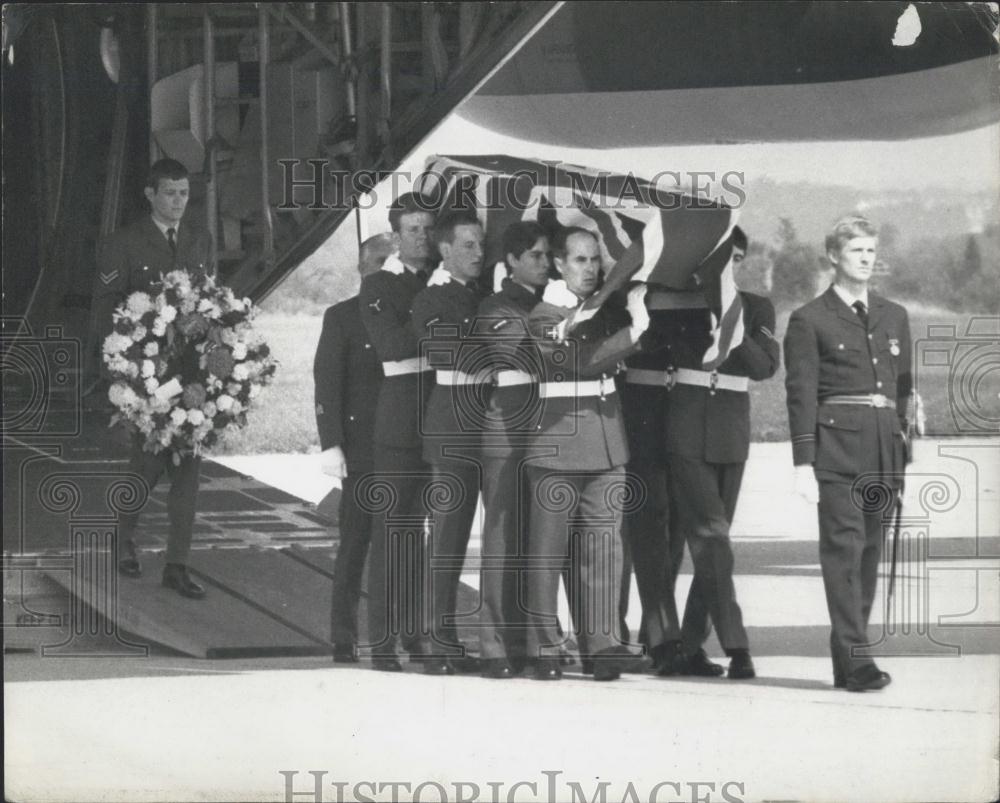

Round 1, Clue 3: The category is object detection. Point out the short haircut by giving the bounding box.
[146,158,188,191]
[432,210,481,246]
[552,226,597,260]
[502,221,547,265]
[825,215,878,254]
[388,192,435,232]
[731,225,748,252]
[359,232,395,272]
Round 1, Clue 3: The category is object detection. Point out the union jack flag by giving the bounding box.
[415,155,743,369]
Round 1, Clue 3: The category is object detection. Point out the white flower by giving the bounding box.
[226,382,241,395]
[143,341,159,357]
[216,394,234,412]
[126,292,154,317]
[170,408,188,427]
[232,343,248,360]
[220,328,238,347]
[203,401,218,417]
[187,409,205,426]
[125,362,139,379]
[108,382,138,409]
[249,384,261,399]
[103,333,133,356]
[179,298,197,314]
[144,377,160,395]
[154,377,183,400]
[150,397,171,414]
[151,318,167,337]
[130,324,148,342]
[141,359,155,378]
[159,305,177,323]
[230,400,243,415]
[231,363,249,382]
[159,430,173,447]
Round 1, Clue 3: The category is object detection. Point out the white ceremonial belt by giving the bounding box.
[674,368,749,392]
[495,370,535,387]
[539,377,617,399]
[822,394,896,410]
[435,370,478,386]
[381,356,430,376]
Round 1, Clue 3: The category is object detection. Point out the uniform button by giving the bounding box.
[876,381,883,388]
[828,418,835,424]
[867,334,873,340]
[872,357,878,365]
[838,343,844,350]
[364,343,371,349]
[348,415,355,421]
[142,266,149,272]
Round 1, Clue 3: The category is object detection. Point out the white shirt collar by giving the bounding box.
[150,216,176,239]
[832,283,869,311]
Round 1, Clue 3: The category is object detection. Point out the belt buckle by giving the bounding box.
[871,393,888,408]
[665,367,677,390]
[709,370,719,396]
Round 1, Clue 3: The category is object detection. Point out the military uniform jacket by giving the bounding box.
[313,296,383,472]
[476,279,546,452]
[527,298,640,472]
[91,216,213,357]
[358,263,430,449]
[410,274,489,459]
[784,286,912,482]
[659,292,780,464]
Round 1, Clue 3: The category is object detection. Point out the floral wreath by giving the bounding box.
[103,270,277,461]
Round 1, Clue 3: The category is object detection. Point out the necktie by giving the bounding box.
[415,269,429,284]
[852,300,868,328]
[166,227,177,255]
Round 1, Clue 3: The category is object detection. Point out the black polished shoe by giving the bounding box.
[118,540,142,578]
[845,664,891,692]
[481,658,514,679]
[592,646,632,681]
[533,659,563,681]
[727,649,756,680]
[681,648,726,677]
[333,643,358,664]
[651,641,686,676]
[371,657,403,673]
[161,563,206,599]
[423,658,455,676]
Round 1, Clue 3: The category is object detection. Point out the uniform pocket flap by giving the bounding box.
[818,416,861,432]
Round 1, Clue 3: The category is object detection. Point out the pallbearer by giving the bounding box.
[476,221,551,676]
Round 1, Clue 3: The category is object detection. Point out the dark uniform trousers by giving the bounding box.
[90,215,212,567]
[524,297,639,660]
[476,279,546,663]
[411,275,488,656]
[358,264,432,657]
[314,297,383,646]
[785,287,911,681]
[621,330,684,651]
[660,294,779,655]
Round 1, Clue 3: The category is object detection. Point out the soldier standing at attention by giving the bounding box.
[784,214,912,692]
[314,233,395,662]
